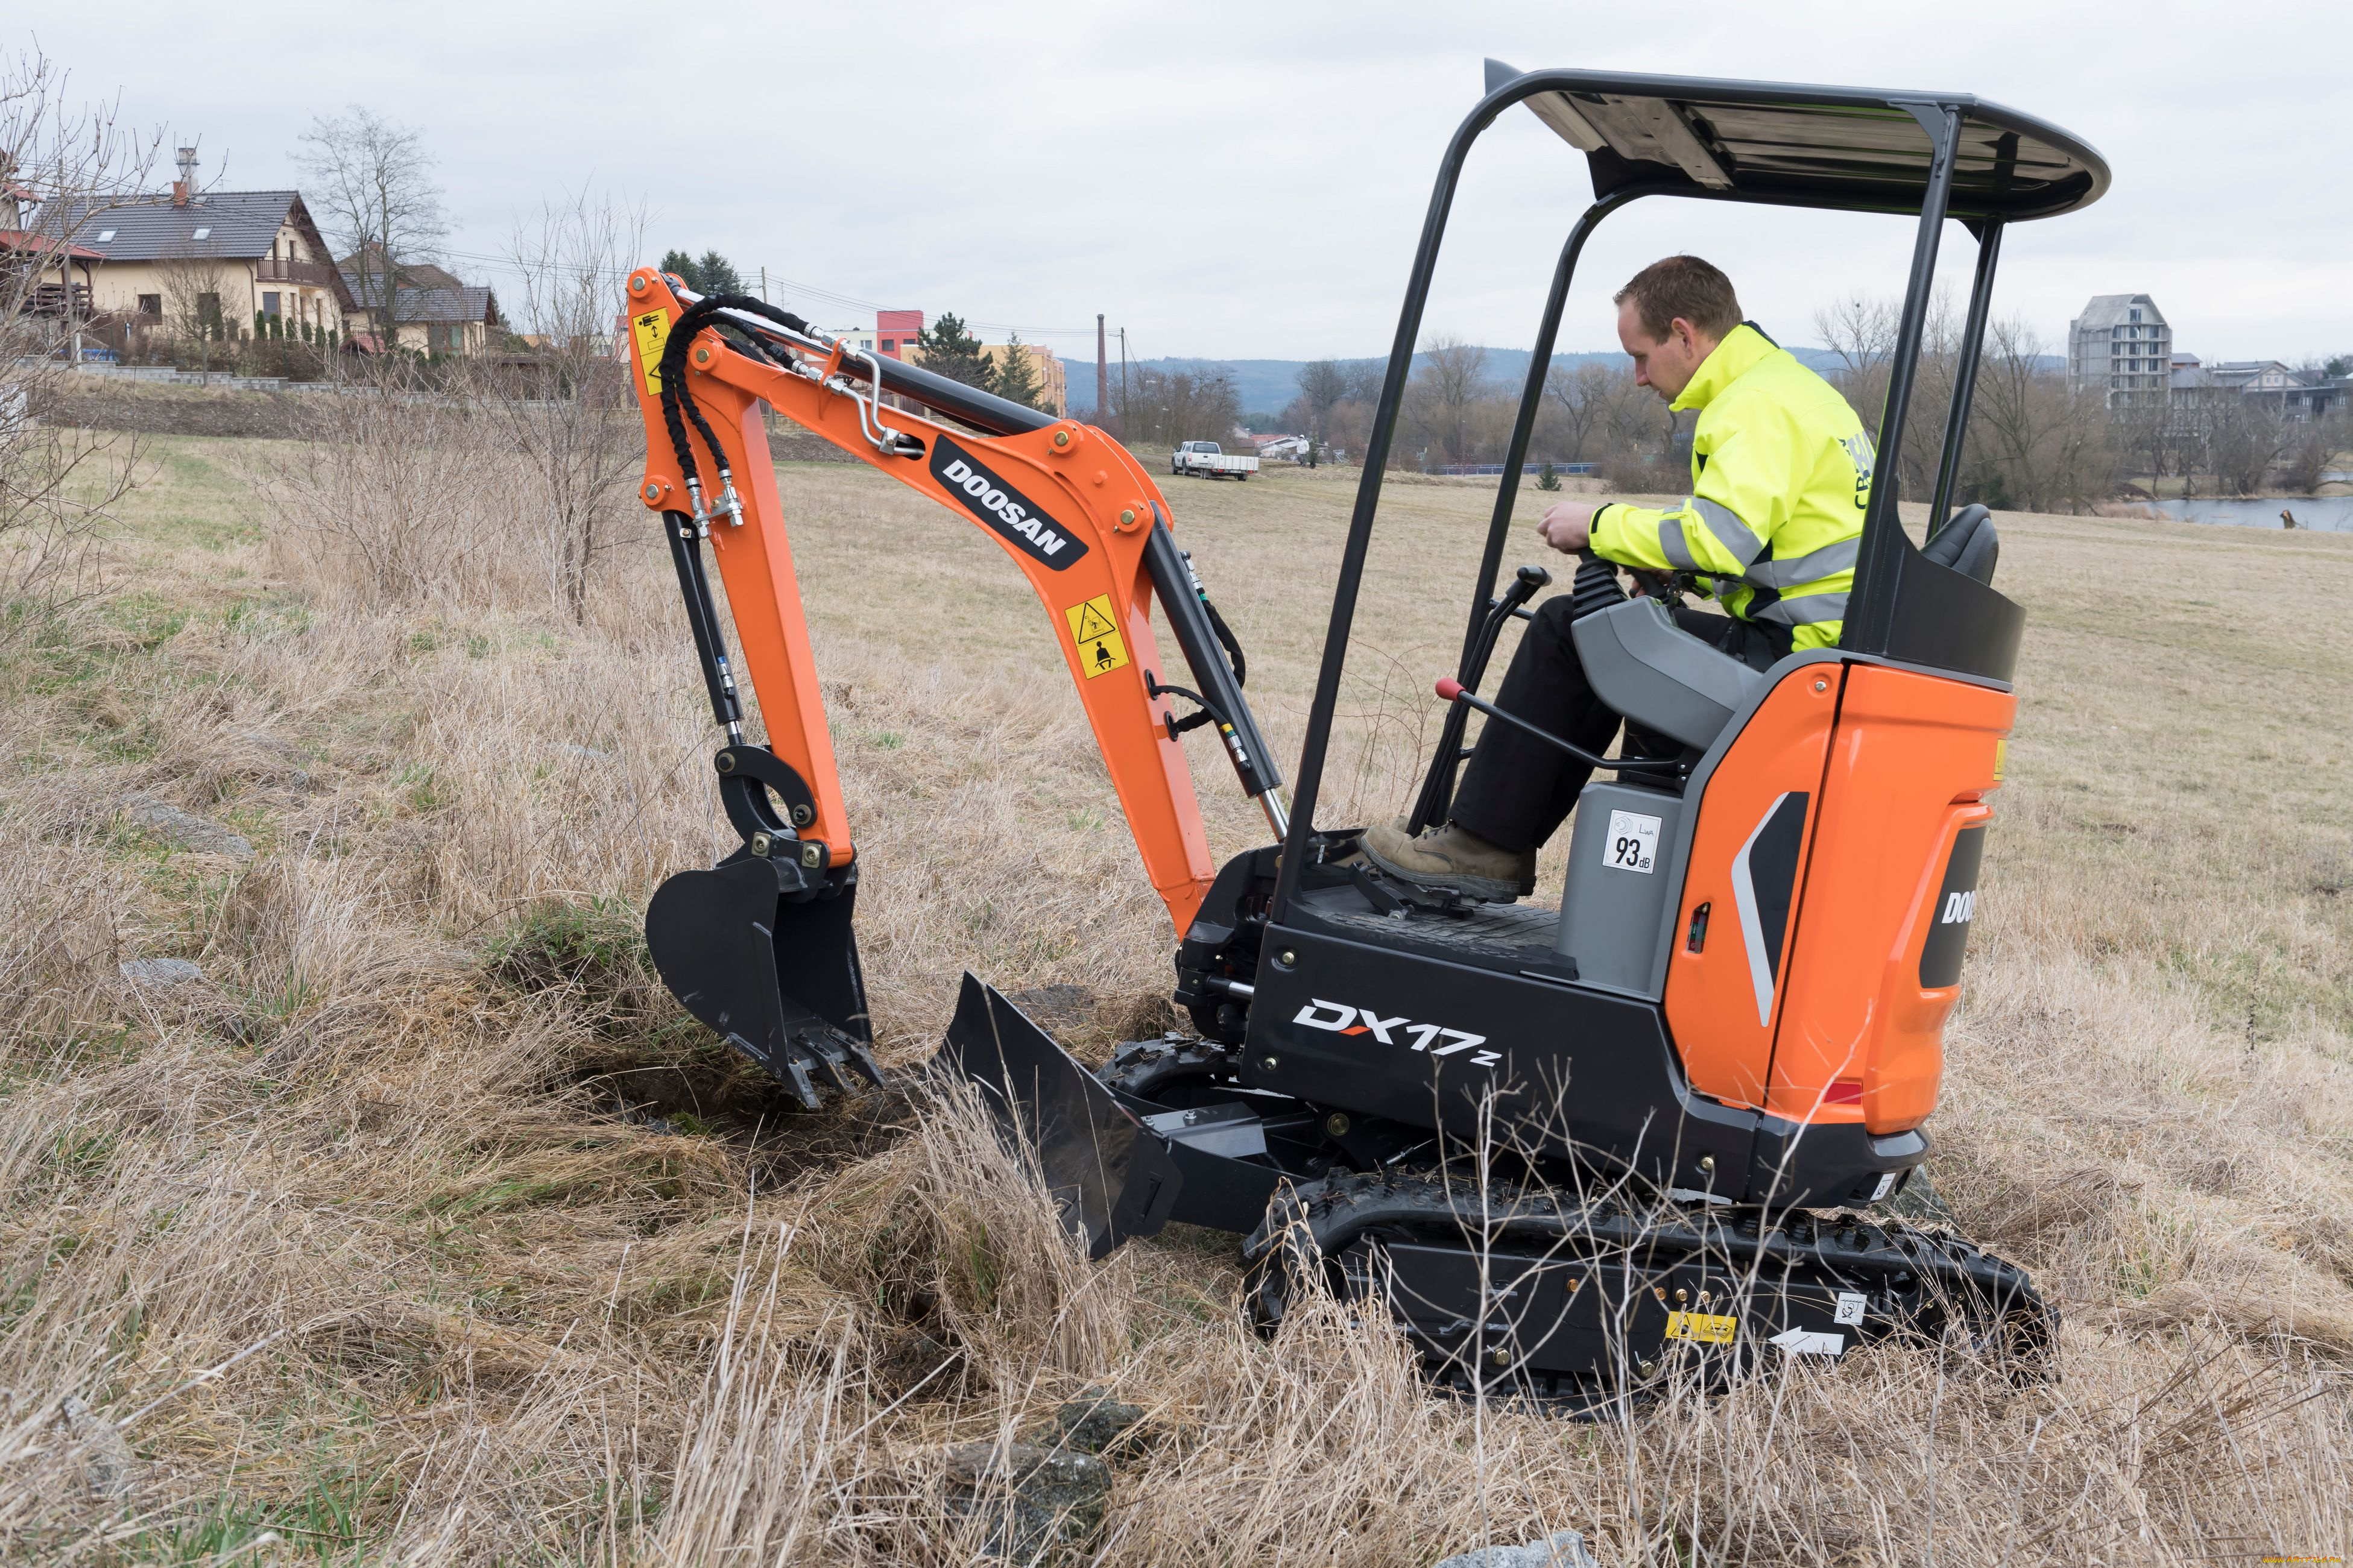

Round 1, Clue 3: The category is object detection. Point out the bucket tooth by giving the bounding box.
[778,1056,823,1112]
[801,1032,857,1093]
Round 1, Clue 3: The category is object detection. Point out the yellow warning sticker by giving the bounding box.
[1064,594,1129,679]
[631,309,671,395]
[1992,738,2007,782]
[1664,1311,1739,1345]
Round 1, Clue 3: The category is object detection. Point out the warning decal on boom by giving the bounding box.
[1064,595,1130,679]
[631,310,670,395]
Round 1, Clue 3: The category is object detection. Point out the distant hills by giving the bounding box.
[1055,345,1850,420]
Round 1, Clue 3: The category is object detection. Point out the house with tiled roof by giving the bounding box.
[37,151,354,341]
[338,245,505,356]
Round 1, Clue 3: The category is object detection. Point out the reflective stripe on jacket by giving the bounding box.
[1588,323,1872,652]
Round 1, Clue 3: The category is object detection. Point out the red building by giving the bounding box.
[876,309,922,359]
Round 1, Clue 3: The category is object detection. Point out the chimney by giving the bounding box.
[172,146,198,206]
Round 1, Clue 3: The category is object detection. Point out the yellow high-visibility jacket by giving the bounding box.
[1590,323,1872,652]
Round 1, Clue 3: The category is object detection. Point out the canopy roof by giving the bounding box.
[1484,63,2109,223]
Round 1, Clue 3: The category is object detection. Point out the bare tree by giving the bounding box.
[1408,335,1491,467]
[0,51,158,632]
[2279,415,2343,496]
[1115,364,1242,450]
[2209,399,2286,497]
[1963,316,2121,513]
[298,107,447,354]
[156,241,234,380]
[463,191,649,622]
[1283,359,1350,446]
[1541,360,1619,463]
[1812,292,1901,387]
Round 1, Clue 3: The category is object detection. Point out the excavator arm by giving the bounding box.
[621,269,1284,1103]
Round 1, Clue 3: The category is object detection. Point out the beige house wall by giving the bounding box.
[85,219,346,336]
[387,318,492,354]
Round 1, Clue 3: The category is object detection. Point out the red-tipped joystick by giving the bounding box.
[1435,678,1465,702]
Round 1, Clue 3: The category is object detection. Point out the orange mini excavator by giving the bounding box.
[627,65,2108,1403]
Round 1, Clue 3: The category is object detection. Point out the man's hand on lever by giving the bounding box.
[1536,500,1597,554]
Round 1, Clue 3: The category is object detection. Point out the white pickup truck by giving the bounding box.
[1170,440,1258,480]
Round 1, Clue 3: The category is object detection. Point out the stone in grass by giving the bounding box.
[1042,1386,1149,1458]
[941,1441,1111,1560]
[1430,1530,1600,1568]
[121,795,253,861]
[58,1395,141,1501]
[120,957,204,987]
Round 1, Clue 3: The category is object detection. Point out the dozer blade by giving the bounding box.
[934,975,1184,1260]
[644,857,883,1109]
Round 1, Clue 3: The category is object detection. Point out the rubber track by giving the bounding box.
[1242,1168,2053,1407]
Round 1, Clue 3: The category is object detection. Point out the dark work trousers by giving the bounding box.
[1448,597,1784,854]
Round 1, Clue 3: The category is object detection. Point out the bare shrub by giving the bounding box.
[254,362,516,608]
[0,49,159,635]
[459,190,648,622]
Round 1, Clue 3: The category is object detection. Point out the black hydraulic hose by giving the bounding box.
[1143,518,1281,801]
[1202,594,1247,689]
[655,292,815,499]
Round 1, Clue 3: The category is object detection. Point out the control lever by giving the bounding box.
[1434,676,1682,774]
[1566,549,1628,621]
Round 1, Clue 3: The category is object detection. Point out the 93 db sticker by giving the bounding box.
[1605,809,1661,874]
[930,435,1088,571]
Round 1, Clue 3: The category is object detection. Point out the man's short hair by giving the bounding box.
[1614,256,1743,342]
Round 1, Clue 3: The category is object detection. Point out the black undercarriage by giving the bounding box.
[938,843,2054,1406]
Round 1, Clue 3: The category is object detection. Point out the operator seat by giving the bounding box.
[1570,599,1764,757]
[1921,503,2000,584]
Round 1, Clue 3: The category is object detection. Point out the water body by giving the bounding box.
[2147,496,2353,533]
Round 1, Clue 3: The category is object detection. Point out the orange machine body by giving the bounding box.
[1664,658,2011,1136]
[624,273,1219,933]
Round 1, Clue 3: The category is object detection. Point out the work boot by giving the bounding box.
[1360,818,1536,903]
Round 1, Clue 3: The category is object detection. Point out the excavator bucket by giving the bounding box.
[643,857,883,1109]
[935,975,1184,1259]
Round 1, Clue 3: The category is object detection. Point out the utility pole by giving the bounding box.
[1119,327,1129,437]
[760,266,768,304]
[1096,313,1107,426]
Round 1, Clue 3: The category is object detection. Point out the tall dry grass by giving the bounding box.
[1,425,2348,1563]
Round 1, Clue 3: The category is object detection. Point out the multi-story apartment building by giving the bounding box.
[2068,294,2171,407]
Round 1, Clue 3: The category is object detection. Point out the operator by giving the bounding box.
[1363,254,1872,901]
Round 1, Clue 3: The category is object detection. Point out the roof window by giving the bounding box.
[95,228,116,242]
[190,226,210,239]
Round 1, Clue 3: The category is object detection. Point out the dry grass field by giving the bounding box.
[4,425,2352,1564]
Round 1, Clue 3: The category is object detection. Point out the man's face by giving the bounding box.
[1617,298,1711,403]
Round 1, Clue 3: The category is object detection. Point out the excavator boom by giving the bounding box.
[620,272,1282,1102]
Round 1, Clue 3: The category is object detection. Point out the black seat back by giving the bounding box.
[1921,503,1999,585]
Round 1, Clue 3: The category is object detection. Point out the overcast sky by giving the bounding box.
[25,2,2351,365]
